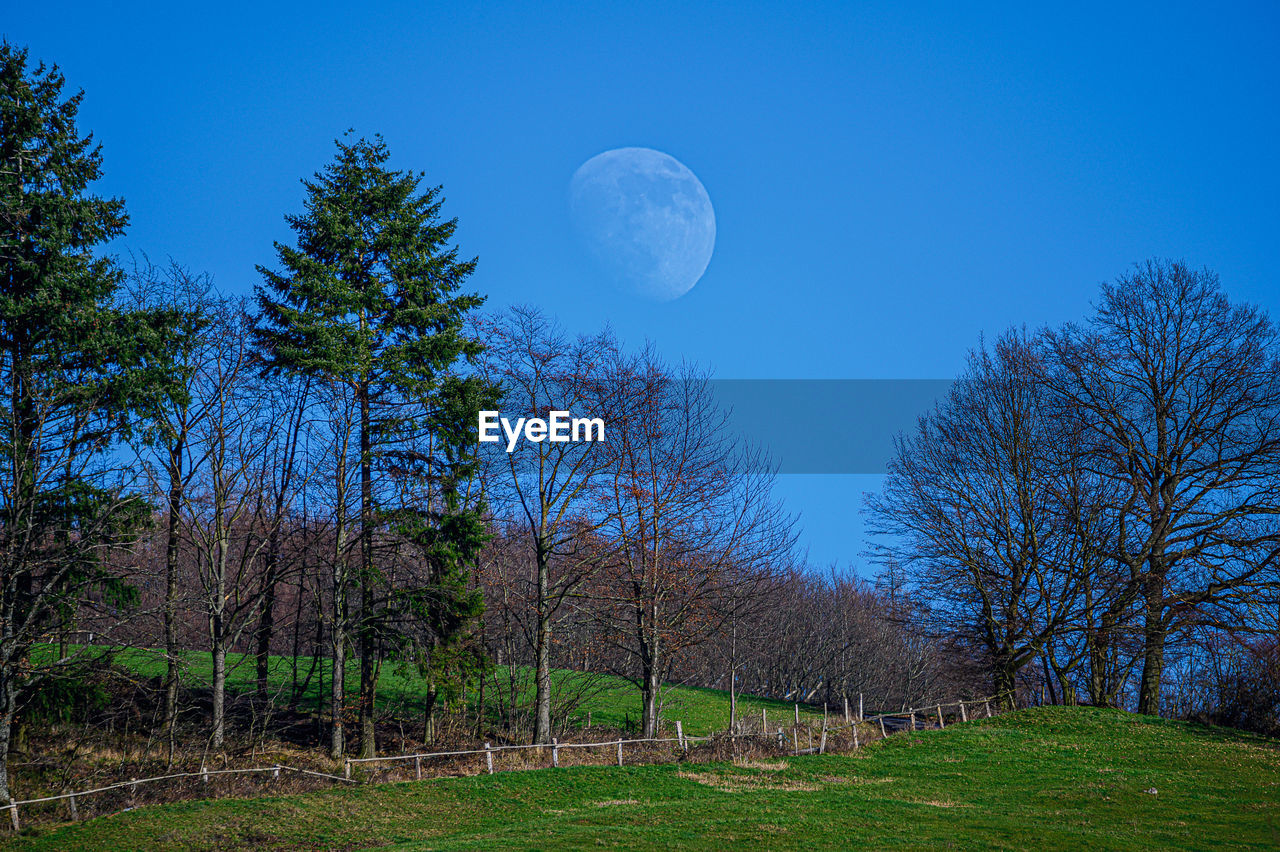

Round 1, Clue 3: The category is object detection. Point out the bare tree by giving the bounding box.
[477,306,619,743]
[868,330,1084,696]
[593,349,794,737]
[1043,261,1280,714]
[127,260,219,759]
[182,301,279,749]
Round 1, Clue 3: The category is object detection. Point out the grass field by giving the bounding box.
[8,706,1277,850]
[46,644,821,737]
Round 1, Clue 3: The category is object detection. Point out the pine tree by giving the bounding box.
[256,134,489,759]
[0,43,181,803]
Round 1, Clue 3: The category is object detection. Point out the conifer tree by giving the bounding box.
[0,43,180,803]
[256,134,489,758]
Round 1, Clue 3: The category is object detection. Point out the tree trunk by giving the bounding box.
[640,611,661,739]
[1041,655,1058,705]
[255,539,279,700]
[728,616,738,733]
[358,381,376,759]
[210,516,229,750]
[330,616,345,758]
[163,439,183,757]
[0,658,14,804]
[1137,575,1167,716]
[533,548,552,744]
[642,662,661,739]
[1087,616,1111,707]
[993,657,1017,703]
[422,683,437,745]
[330,514,347,760]
[211,631,226,749]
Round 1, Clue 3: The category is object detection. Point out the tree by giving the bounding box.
[0,43,179,803]
[594,349,793,737]
[127,259,216,760]
[868,331,1085,697]
[477,306,618,744]
[255,133,487,757]
[1043,261,1280,715]
[183,300,279,750]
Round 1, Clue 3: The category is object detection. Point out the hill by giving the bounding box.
[71,645,823,737]
[9,706,1278,850]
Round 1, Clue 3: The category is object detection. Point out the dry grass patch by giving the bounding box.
[731,759,789,771]
[677,770,822,793]
[902,798,970,808]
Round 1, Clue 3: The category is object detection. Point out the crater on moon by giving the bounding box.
[569,147,716,301]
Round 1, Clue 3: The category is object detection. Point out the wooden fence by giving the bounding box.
[4,691,1014,830]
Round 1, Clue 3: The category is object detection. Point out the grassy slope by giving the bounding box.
[10,707,1279,850]
[52,645,819,737]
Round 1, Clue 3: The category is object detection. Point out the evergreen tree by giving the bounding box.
[0,43,180,803]
[256,134,489,758]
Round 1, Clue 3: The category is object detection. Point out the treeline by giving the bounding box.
[0,42,951,808]
[869,261,1280,731]
[105,297,952,752]
[473,307,967,741]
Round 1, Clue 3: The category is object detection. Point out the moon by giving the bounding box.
[569,147,716,301]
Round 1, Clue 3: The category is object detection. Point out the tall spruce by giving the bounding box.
[0,43,180,803]
[255,134,488,759]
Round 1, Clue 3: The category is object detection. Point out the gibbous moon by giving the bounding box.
[569,147,716,301]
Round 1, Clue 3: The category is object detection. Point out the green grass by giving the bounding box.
[44,644,819,737]
[9,706,1278,850]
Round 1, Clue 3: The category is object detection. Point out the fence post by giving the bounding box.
[985,699,992,718]
[937,704,945,729]
[201,764,209,784]
[843,695,850,724]
[8,802,17,832]
[792,728,799,756]
[273,765,281,780]
[552,738,559,768]
[415,756,423,780]
[853,723,860,749]
[761,708,767,734]
[616,740,623,767]
[344,760,351,780]
[819,717,828,754]
[484,744,493,775]
[909,711,916,731]
[878,717,887,739]
[960,702,968,723]
[676,721,686,753]
[794,703,799,726]
[68,793,78,822]
[859,692,864,722]
[129,779,138,809]
[777,730,784,750]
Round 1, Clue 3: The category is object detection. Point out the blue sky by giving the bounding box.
[9,1,1280,571]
